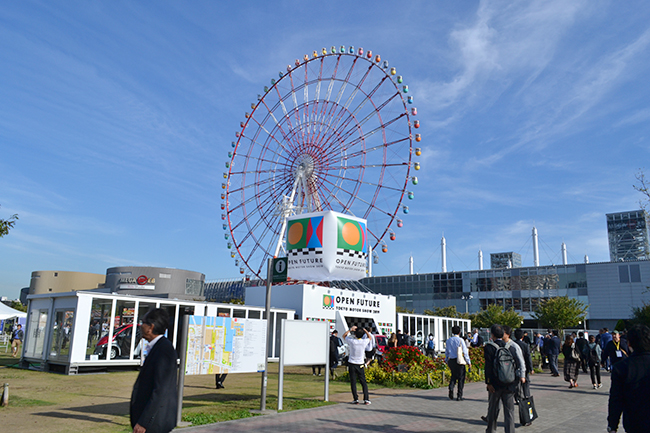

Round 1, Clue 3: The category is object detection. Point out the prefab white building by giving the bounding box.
[23,291,294,374]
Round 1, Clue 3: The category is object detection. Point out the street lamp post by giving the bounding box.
[461,294,473,314]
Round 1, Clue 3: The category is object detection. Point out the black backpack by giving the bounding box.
[488,341,517,385]
[588,345,600,364]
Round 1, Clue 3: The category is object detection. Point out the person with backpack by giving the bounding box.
[583,334,602,389]
[575,331,589,374]
[483,324,525,433]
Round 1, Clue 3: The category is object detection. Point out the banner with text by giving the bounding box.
[286,210,367,281]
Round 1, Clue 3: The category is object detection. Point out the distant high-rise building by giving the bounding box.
[607,210,650,262]
[490,252,522,269]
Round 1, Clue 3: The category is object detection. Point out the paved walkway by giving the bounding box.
[181,369,611,432]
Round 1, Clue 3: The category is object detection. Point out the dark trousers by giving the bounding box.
[548,354,559,375]
[348,363,369,402]
[589,362,601,385]
[486,386,516,433]
[448,358,466,397]
[215,374,227,388]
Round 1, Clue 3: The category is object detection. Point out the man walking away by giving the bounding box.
[484,324,525,433]
[425,333,436,358]
[600,328,613,371]
[446,326,471,401]
[514,329,533,400]
[607,324,650,433]
[575,331,589,374]
[546,331,561,377]
[130,309,178,433]
[343,326,372,405]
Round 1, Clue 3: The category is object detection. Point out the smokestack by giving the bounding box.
[409,256,414,275]
[584,255,589,264]
[478,249,483,270]
[532,227,539,267]
[441,236,447,273]
[561,242,568,265]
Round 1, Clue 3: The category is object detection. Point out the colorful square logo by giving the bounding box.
[287,216,324,250]
[337,217,367,252]
[323,295,335,309]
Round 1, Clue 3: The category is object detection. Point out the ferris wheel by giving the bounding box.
[222,46,422,278]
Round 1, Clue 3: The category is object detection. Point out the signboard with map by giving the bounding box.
[185,316,267,375]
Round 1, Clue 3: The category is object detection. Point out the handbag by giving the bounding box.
[456,344,467,365]
[518,394,538,425]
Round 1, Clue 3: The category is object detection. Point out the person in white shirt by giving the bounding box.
[445,326,471,401]
[343,325,372,405]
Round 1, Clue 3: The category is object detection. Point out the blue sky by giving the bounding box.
[1,1,650,298]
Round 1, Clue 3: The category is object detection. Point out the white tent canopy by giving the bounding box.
[0,302,27,320]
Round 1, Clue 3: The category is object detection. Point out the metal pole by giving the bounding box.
[176,313,189,426]
[278,319,285,411]
[260,257,273,411]
[324,324,330,402]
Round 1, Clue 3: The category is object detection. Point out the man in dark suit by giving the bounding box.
[545,331,561,377]
[514,329,534,405]
[130,309,178,433]
[607,324,650,433]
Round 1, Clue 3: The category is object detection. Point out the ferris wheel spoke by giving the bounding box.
[323,170,405,193]
[335,136,410,162]
[314,177,356,214]
[245,116,294,156]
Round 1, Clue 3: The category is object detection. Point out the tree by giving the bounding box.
[532,296,587,336]
[631,302,650,327]
[423,305,469,319]
[0,205,18,238]
[10,300,27,312]
[396,305,414,314]
[472,304,524,329]
[634,170,650,209]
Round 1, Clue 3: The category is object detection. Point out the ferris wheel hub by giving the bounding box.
[294,154,315,180]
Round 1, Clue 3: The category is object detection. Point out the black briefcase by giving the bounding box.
[518,394,538,425]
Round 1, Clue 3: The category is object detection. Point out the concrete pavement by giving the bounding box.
[181,369,611,433]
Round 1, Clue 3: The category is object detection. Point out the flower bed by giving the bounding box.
[337,346,485,389]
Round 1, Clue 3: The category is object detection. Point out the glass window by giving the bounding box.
[186,279,204,296]
[233,309,246,318]
[513,298,521,311]
[106,300,136,360]
[522,297,531,312]
[248,310,261,319]
[25,309,49,359]
[619,266,630,283]
[87,298,112,359]
[49,309,75,361]
[217,308,231,317]
[630,265,641,282]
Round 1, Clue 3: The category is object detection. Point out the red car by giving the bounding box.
[94,324,141,359]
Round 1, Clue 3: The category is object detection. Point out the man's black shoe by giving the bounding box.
[481,416,488,423]
[448,390,454,400]
[456,396,464,401]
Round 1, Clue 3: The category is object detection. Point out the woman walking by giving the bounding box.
[562,335,581,388]
[387,333,398,348]
[583,335,602,389]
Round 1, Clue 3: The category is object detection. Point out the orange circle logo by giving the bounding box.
[288,222,304,245]
[342,222,360,246]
